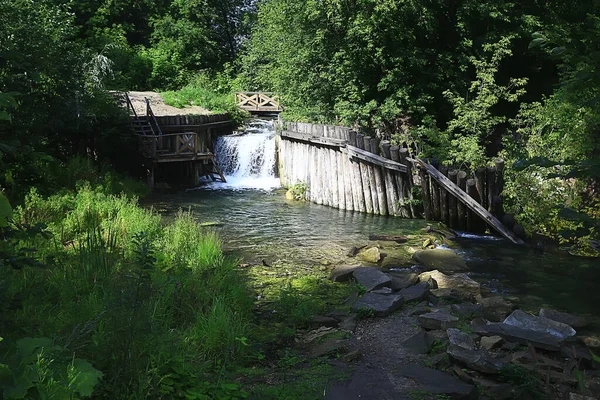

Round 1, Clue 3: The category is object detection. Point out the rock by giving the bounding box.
[561,345,597,368]
[343,292,360,306]
[479,296,514,322]
[427,330,450,348]
[351,293,403,317]
[401,330,431,354]
[418,312,459,330]
[582,335,600,349]
[540,308,588,329]
[346,246,363,257]
[352,267,391,292]
[399,281,431,302]
[504,309,576,340]
[389,272,419,291]
[285,189,295,200]
[452,365,474,384]
[569,393,598,400]
[406,303,431,317]
[472,378,512,400]
[413,249,468,272]
[509,350,562,370]
[473,322,564,351]
[447,328,475,350]
[330,265,361,282]
[372,287,393,295]
[357,247,383,263]
[396,364,477,400]
[310,338,347,358]
[340,350,362,363]
[419,270,480,300]
[447,344,504,374]
[310,315,339,328]
[429,288,470,304]
[452,303,484,318]
[339,314,357,332]
[480,336,503,351]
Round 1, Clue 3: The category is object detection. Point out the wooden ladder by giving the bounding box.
[202,157,227,183]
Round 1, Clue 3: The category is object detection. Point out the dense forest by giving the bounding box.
[1,0,599,398]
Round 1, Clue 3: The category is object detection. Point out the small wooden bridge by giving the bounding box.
[236,92,282,113]
[121,93,229,187]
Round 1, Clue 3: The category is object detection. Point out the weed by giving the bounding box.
[428,339,447,355]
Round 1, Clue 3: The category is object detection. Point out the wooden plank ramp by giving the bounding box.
[412,158,524,245]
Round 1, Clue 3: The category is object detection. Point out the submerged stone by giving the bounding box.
[351,293,403,317]
[357,247,383,263]
[352,267,391,292]
[413,249,468,272]
[504,310,576,340]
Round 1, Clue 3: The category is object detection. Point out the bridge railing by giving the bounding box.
[236,92,282,112]
[136,132,199,158]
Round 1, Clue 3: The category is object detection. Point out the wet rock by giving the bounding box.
[418,312,459,330]
[351,293,403,317]
[352,267,391,292]
[401,330,431,354]
[346,246,364,257]
[399,281,430,302]
[357,247,383,263]
[285,189,294,200]
[447,328,475,350]
[310,338,348,358]
[472,378,512,400]
[480,336,503,351]
[473,321,563,351]
[447,344,503,374]
[412,248,468,272]
[330,265,361,282]
[389,272,419,291]
[397,364,477,400]
[479,296,514,322]
[540,308,588,329]
[452,303,484,318]
[504,309,576,340]
[419,270,480,300]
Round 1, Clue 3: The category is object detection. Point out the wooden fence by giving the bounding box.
[277,121,523,244]
[236,92,283,112]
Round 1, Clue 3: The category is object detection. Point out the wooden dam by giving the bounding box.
[277,121,523,244]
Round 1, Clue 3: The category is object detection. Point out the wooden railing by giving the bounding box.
[137,133,200,159]
[236,92,282,112]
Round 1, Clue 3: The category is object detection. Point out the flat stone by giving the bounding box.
[418,312,459,330]
[401,330,430,354]
[412,249,468,272]
[389,272,419,291]
[371,287,393,295]
[473,322,563,351]
[472,378,512,400]
[352,267,391,292]
[339,314,357,331]
[330,265,361,282]
[357,247,383,264]
[429,288,470,304]
[419,270,480,300]
[427,330,450,348]
[310,338,347,358]
[447,328,475,350]
[452,303,484,318]
[480,336,503,351]
[351,293,403,317]
[406,304,431,317]
[504,309,576,340]
[447,344,503,374]
[397,364,477,400]
[452,365,474,384]
[400,281,431,302]
[540,308,588,329]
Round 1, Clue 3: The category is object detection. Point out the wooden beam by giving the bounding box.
[410,159,524,244]
[346,145,408,173]
[281,131,346,147]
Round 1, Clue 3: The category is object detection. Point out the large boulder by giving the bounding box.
[399,281,430,302]
[504,310,576,340]
[413,249,468,272]
[539,308,588,329]
[389,272,419,291]
[472,321,564,351]
[479,296,514,322]
[419,270,481,300]
[351,293,403,317]
[352,267,391,292]
[330,265,361,282]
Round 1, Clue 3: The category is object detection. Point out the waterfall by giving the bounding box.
[208,119,280,190]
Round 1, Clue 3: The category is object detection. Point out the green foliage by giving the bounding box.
[287,182,308,201]
[498,364,545,400]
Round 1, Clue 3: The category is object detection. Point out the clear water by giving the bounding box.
[148,120,600,323]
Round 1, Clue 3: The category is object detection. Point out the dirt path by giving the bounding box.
[127,91,211,116]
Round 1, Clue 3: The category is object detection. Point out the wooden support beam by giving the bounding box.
[346,145,408,173]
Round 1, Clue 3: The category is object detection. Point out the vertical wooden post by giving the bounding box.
[330,148,339,209]
[337,150,347,211]
[439,165,449,225]
[382,141,399,216]
[430,159,441,221]
[370,137,387,215]
[466,178,486,233]
[399,148,416,218]
[361,136,379,214]
[457,171,467,230]
[486,166,496,214]
[448,169,458,228]
[348,131,366,212]
[475,167,487,208]
[356,134,373,214]
[419,162,433,220]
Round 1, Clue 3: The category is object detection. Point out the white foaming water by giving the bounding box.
[206,119,280,190]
